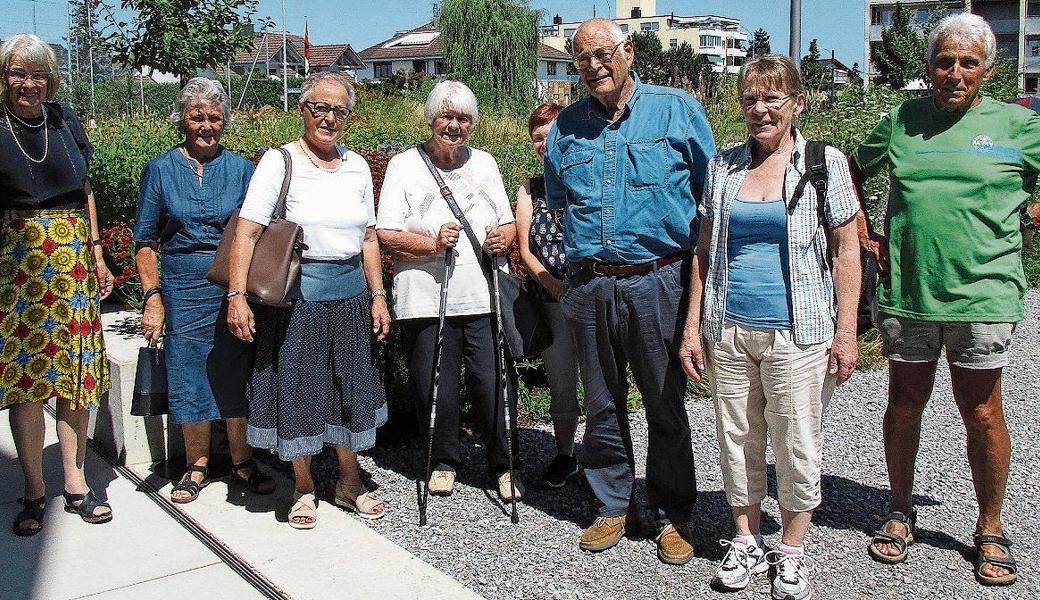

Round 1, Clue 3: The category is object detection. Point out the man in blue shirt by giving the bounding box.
[544,17,716,564]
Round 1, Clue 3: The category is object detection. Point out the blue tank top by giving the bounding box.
[724,199,793,330]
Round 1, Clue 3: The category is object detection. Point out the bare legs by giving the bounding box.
[288,445,384,523]
[172,417,255,501]
[873,361,1012,578]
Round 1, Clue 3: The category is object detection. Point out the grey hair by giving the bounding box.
[927,13,997,67]
[574,17,627,47]
[0,34,61,104]
[423,80,479,126]
[299,71,356,110]
[170,77,231,130]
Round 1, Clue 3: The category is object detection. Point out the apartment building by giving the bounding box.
[866,0,1040,92]
[539,0,749,74]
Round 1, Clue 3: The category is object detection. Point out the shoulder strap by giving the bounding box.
[272,147,292,221]
[415,143,491,275]
[787,141,829,222]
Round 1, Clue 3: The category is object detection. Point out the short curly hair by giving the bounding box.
[0,34,61,105]
[170,77,231,132]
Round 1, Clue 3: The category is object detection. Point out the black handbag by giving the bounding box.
[415,144,553,359]
[130,341,168,416]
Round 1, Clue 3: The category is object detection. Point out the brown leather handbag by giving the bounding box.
[206,147,304,307]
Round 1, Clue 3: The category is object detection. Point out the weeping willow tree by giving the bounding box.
[436,0,540,115]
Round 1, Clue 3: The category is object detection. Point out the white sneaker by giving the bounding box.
[712,538,768,591]
[767,550,816,600]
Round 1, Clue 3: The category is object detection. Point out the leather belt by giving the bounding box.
[579,252,685,277]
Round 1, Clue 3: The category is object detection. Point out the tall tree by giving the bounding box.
[801,38,829,93]
[98,0,259,86]
[751,28,771,58]
[630,30,667,84]
[67,1,114,83]
[872,2,927,89]
[437,0,540,114]
[664,41,699,89]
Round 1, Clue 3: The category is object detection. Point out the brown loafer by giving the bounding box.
[656,523,695,565]
[580,515,627,552]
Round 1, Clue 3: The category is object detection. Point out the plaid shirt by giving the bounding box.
[699,129,859,345]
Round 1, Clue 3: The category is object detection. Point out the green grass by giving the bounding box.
[1025,245,1040,289]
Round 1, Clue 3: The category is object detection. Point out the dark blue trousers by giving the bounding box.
[561,260,697,529]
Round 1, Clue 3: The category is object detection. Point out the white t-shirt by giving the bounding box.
[376,147,515,320]
[239,142,375,260]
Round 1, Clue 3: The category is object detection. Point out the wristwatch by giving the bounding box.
[371,289,388,299]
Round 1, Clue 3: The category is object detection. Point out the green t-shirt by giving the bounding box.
[853,96,1040,322]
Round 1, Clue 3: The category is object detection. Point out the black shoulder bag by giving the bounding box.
[788,141,878,337]
[415,144,553,359]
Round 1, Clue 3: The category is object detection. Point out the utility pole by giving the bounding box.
[65,3,74,93]
[86,0,96,117]
[32,0,37,35]
[281,0,288,112]
[789,0,801,69]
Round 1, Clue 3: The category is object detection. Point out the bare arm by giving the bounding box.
[363,226,391,341]
[829,218,861,385]
[377,224,461,262]
[515,182,561,299]
[134,247,164,342]
[678,218,713,381]
[848,157,888,275]
[85,181,113,300]
[226,218,264,343]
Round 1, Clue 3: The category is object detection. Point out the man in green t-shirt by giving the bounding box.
[851,13,1035,587]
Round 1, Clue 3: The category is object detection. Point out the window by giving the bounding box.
[699,34,721,47]
[546,61,558,76]
[872,8,894,26]
[412,60,427,74]
[914,9,930,25]
[669,39,677,50]
[619,24,629,33]
[434,61,446,75]
[1026,76,1038,94]
[1029,1,1040,17]
[564,28,577,38]
[640,21,659,31]
[1028,36,1040,57]
[373,62,392,79]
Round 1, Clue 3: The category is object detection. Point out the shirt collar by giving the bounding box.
[585,72,643,121]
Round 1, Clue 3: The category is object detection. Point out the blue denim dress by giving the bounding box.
[133,147,255,424]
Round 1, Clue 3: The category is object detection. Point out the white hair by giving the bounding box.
[574,17,627,47]
[299,71,356,110]
[0,33,60,103]
[927,13,997,67]
[170,77,231,130]
[423,80,479,126]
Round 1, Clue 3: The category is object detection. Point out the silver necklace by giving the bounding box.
[297,138,340,172]
[5,108,48,164]
[8,109,45,129]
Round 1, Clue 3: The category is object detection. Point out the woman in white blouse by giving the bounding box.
[227,72,391,529]
[376,80,521,502]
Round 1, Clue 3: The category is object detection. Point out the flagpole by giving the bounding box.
[281,0,288,111]
[304,16,310,76]
[86,0,96,117]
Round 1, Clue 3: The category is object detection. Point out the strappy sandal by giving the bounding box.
[229,459,276,495]
[170,465,209,504]
[12,495,46,537]
[867,509,916,564]
[973,533,1018,586]
[289,491,317,530]
[334,481,387,520]
[63,489,113,524]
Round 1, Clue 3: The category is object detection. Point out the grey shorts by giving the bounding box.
[877,314,1017,370]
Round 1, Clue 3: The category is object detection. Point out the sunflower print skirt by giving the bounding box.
[0,209,111,410]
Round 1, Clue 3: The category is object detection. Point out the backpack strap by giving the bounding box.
[787,141,830,227]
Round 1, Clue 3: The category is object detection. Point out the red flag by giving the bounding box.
[303,20,311,61]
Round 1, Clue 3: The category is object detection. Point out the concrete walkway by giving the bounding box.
[0,409,482,600]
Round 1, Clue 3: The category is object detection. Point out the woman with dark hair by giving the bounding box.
[513,102,582,488]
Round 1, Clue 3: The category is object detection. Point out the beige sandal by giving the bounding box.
[288,491,317,530]
[334,481,387,520]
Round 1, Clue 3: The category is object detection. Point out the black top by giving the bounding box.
[0,102,93,211]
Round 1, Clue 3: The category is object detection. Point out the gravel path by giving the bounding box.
[306,291,1039,600]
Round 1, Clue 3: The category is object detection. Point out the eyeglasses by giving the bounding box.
[572,41,625,69]
[5,68,50,84]
[739,94,793,110]
[303,101,351,121]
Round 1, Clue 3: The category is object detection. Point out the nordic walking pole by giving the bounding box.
[419,247,454,527]
[488,228,519,524]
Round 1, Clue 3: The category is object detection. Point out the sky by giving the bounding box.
[0,0,866,68]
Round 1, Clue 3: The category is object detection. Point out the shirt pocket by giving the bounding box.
[560,149,595,197]
[626,138,671,191]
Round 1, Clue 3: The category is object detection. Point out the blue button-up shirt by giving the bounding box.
[544,73,716,263]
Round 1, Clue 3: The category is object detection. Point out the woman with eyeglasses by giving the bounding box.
[227,71,390,529]
[678,55,861,600]
[0,34,114,535]
[133,77,274,505]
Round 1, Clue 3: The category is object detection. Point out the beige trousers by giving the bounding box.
[706,322,835,512]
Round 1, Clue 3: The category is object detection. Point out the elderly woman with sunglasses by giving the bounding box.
[679,55,861,600]
[0,34,114,535]
[227,71,390,529]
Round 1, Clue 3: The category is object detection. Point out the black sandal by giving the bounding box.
[229,458,276,495]
[63,489,112,524]
[867,509,916,564]
[170,465,209,504]
[973,533,1018,586]
[12,495,46,537]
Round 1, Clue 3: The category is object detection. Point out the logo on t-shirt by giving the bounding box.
[972,135,994,153]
